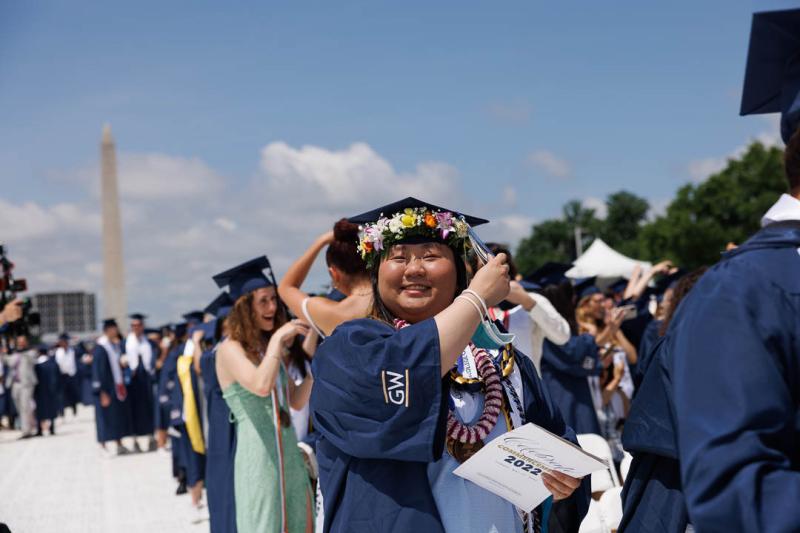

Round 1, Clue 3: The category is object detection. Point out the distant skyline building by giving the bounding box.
[100,124,128,327]
[31,291,97,336]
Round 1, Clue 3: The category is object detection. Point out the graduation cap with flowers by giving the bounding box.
[348,197,489,267]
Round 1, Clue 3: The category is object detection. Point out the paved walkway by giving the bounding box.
[0,407,209,533]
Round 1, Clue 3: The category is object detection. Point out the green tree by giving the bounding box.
[599,191,650,257]
[637,141,786,268]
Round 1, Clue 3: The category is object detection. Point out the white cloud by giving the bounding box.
[527,150,572,179]
[118,153,225,200]
[0,199,100,241]
[582,197,608,219]
[214,217,237,232]
[502,185,517,208]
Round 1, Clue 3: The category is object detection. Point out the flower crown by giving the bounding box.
[357,207,471,267]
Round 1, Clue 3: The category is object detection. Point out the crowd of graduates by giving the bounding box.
[3,9,800,533]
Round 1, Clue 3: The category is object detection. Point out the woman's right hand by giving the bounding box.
[273,319,311,349]
[468,253,510,307]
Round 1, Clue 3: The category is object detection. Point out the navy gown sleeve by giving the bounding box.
[517,352,591,522]
[311,318,447,462]
[541,335,600,377]
[669,262,800,531]
[91,346,112,396]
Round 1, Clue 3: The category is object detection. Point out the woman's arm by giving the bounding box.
[434,254,511,375]
[218,321,309,397]
[614,329,637,365]
[277,231,334,321]
[302,328,318,358]
[288,370,313,410]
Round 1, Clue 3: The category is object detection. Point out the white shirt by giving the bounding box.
[54,346,77,376]
[761,193,800,256]
[491,292,571,376]
[125,332,154,373]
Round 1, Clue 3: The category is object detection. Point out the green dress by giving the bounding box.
[223,366,313,533]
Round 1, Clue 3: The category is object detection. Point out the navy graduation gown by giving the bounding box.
[76,345,95,406]
[665,222,800,532]
[34,356,61,422]
[200,349,237,533]
[540,334,602,435]
[156,345,180,432]
[91,343,132,442]
[311,318,590,533]
[634,319,662,389]
[128,339,157,436]
[619,337,688,533]
[169,348,205,486]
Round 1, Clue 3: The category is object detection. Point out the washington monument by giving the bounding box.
[100,124,127,327]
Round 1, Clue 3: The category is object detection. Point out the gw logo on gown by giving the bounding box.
[381,369,409,406]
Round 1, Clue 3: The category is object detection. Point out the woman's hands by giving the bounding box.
[268,319,311,359]
[542,470,582,501]
[505,280,536,311]
[468,253,510,307]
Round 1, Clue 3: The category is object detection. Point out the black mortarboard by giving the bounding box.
[518,279,541,292]
[144,328,160,336]
[102,318,118,330]
[204,292,234,319]
[525,262,571,287]
[158,323,173,333]
[347,197,489,227]
[213,256,276,300]
[182,310,205,325]
[740,8,800,143]
[574,277,601,300]
[608,278,628,295]
[58,332,70,341]
[129,313,147,321]
[174,322,188,338]
[654,268,686,295]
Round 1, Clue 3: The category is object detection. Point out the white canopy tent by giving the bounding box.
[565,238,651,283]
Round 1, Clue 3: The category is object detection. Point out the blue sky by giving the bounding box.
[0,1,794,324]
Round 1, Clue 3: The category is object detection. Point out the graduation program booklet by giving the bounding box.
[453,423,607,511]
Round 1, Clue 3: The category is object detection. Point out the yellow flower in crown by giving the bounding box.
[401,208,416,228]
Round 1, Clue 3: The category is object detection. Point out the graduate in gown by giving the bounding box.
[125,313,158,451]
[214,256,315,533]
[171,311,207,507]
[311,198,589,533]
[92,319,132,455]
[54,333,81,416]
[622,13,800,530]
[536,281,602,437]
[34,346,60,436]
[199,292,238,533]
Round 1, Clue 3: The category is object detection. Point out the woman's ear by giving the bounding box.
[329,266,341,288]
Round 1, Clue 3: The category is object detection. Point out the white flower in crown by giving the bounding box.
[388,216,405,234]
[454,219,469,238]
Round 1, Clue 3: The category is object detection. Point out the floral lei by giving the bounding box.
[394,319,503,445]
[357,207,471,267]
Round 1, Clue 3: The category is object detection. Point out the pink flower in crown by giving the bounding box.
[364,225,384,252]
[435,211,455,239]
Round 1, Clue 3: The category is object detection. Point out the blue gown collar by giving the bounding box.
[725,220,800,258]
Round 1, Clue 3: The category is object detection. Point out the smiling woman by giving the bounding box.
[213,256,315,533]
[310,197,591,533]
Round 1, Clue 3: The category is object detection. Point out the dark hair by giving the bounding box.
[659,266,708,336]
[326,219,368,278]
[370,244,468,323]
[785,126,800,193]
[541,282,579,335]
[486,242,518,279]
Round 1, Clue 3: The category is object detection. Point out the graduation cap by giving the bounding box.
[608,278,628,295]
[101,318,118,330]
[58,332,70,341]
[158,323,174,333]
[740,8,800,143]
[129,313,147,321]
[348,197,489,227]
[144,328,161,336]
[193,319,219,343]
[574,277,601,300]
[182,310,205,325]
[173,322,188,338]
[204,292,234,319]
[213,256,277,301]
[525,262,572,287]
[654,268,686,295]
[518,279,541,292]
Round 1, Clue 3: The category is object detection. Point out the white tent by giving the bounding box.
[565,238,651,282]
